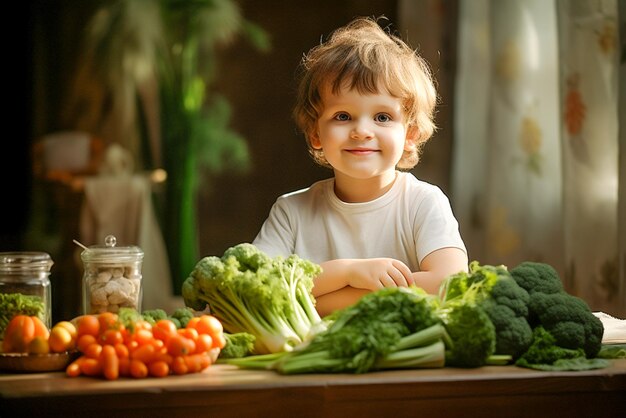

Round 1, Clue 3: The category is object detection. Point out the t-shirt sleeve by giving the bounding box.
[252,197,295,258]
[413,186,467,264]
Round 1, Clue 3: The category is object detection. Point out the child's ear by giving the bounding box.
[310,131,322,149]
[404,126,418,151]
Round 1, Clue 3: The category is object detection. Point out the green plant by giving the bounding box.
[70,0,270,293]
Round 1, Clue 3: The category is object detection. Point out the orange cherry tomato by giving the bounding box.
[76,315,100,338]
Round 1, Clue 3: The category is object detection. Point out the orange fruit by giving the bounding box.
[28,335,50,355]
[49,326,73,353]
[54,321,77,340]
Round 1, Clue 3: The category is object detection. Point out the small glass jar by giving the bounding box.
[81,235,144,315]
[0,252,53,328]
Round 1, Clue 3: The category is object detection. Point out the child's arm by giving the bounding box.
[312,247,468,316]
[409,247,469,294]
[312,258,415,297]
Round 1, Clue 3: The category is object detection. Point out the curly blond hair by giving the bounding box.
[293,17,438,170]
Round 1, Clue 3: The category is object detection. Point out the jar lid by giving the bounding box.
[0,252,54,273]
[80,235,144,263]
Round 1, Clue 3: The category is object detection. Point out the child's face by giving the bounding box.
[311,82,414,182]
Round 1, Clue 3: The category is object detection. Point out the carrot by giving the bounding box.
[80,357,102,376]
[66,358,83,377]
[131,343,156,364]
[77,334,98,353]
[129,359,148,378]
[171,356,188,375]
[84,342,103,359]
[148,360,170,378]
[101,345,119,380]
[198,352,212,370]
[184,354,209,373]
[114,342,129,359]
[118,357,131,377]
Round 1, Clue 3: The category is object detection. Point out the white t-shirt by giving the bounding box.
[252,171,466,271]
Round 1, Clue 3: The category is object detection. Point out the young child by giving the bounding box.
[253,17,468,316]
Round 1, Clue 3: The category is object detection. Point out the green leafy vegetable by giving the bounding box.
[0,293,46,335]
[227,287,446,374]
[182,243,324,354]
[515,326,609,371]
[437,300,498,367]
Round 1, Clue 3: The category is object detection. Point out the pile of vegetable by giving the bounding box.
[182,243,325,354]
[432,261,607,371]
[188,244,612,374]
[65,309,226,379]
[228,287,447,373]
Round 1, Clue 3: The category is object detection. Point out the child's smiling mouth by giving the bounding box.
[345,148,379,155]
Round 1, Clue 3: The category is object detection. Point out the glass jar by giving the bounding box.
[81,235,143,315]
[0,252,53,329]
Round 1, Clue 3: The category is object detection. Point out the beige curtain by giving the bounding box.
[402,0,624,317]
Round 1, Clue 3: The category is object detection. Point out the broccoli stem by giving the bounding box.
[485,354,513,365]
[224,352,288,369]
[393,324,446,351]
[375,340,446,369]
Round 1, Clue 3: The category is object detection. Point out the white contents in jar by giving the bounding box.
[86,264,141,314]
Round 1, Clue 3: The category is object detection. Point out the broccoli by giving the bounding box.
[218,332,257,359]
[515,326,609,371]
[229,287,447,374]
[140,309,169,325]
[170,307,194,328]
[182,243,325,354]
[510,262,604,358]
[437,300,497,367]
[439,262,533,359]
[139,307,194,329]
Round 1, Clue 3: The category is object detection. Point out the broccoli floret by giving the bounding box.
[439,261,533,359]
[170,307,194,328]
[509,261,604,358]
[515,326,609,371]
[182,243,325,354]
[438,300,496,367]
[140,309,169,326]
[528,292,603,358]
[218,332,257,359]
[510,261,563,297]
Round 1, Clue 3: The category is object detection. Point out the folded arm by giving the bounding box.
[312,247,468,317]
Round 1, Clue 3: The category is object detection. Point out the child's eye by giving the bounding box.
[334,112,350,121]
[375,113,392,123]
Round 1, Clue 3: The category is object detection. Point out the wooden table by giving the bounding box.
[2,360,625,417]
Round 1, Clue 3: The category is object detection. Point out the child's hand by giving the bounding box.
[346,258,415,291]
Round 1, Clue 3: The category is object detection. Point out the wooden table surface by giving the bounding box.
[2,360,625,417]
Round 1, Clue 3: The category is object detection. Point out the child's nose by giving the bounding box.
[350,120,374,139]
